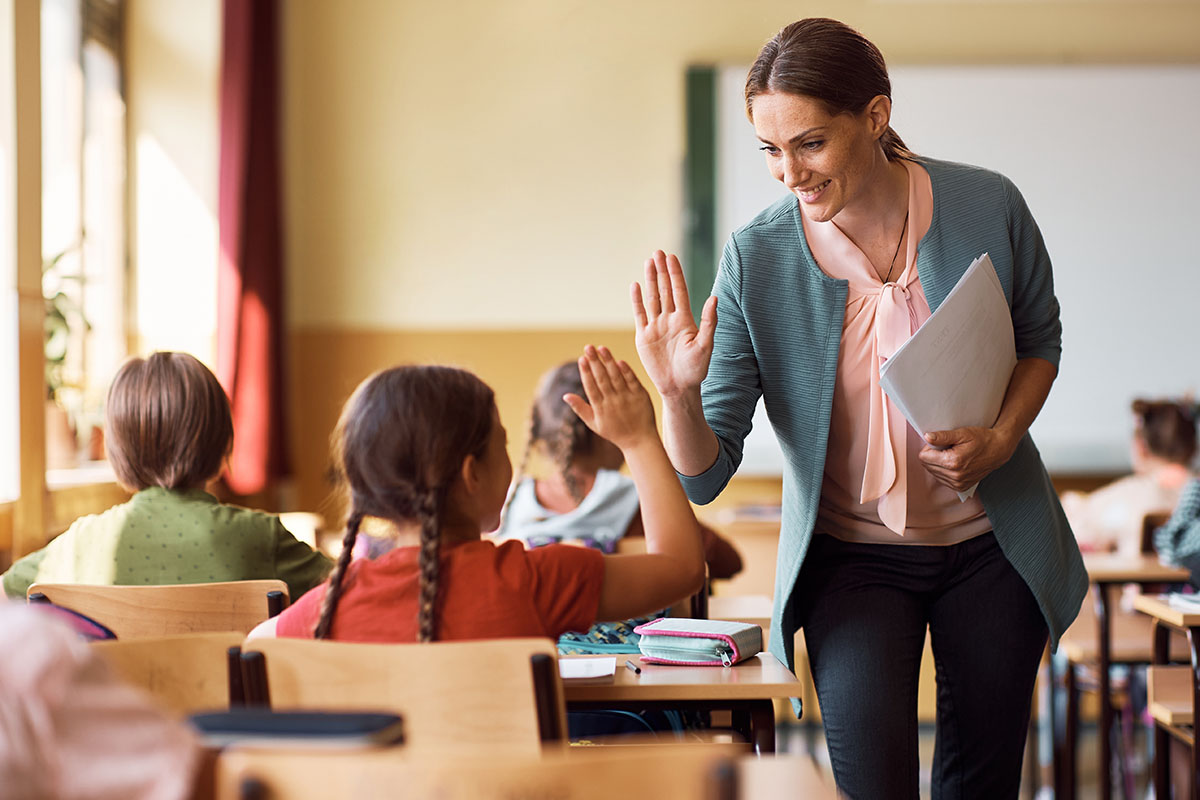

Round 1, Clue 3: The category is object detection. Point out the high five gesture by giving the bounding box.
[629,250,721,477]
[631,250,718,400]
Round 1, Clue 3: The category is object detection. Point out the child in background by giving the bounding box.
[1061,399,1197,556]
[1154,477,1200,583]
[498,360,742,578]
[2,352,332,601]
[249,345,706,642]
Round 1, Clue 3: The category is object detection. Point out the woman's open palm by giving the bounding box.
[631,251,718,398]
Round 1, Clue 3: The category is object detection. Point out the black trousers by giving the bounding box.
[794,532,1047,800]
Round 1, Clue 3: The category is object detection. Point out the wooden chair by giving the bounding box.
[91,631,247,716]
[1137,593,1200,799]
[27,580,288,638]
[238,636,567,754]
[1141,511,1174,564]
[1055,515,1187,799]
[216,742,742,800]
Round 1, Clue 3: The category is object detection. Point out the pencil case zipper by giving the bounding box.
[639,641,735,667]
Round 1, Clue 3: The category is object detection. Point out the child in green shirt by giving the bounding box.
[3,352,331,601]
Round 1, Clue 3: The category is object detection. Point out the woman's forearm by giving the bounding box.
[992,357,1058,457]
[919,356,1059,490]
[660,388,721,477]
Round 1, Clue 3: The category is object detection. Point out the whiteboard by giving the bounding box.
[713,64,1200,476]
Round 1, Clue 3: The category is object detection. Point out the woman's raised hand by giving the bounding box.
[631,251,718,399]
[562,345,657,453]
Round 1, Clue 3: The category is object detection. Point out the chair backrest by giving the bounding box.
[27,580,288,638]
[240,636,566,755]
[217,742,741,800]
[91,632,246,717]
[1141,510,1174,555]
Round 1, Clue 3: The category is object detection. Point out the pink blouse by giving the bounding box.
[804,160,991,545]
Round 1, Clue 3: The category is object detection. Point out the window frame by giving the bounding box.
[5,0,129,560]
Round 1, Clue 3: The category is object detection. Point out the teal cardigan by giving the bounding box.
[680,158,1087,701]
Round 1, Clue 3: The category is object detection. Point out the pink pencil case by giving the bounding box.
[633,618,763,667]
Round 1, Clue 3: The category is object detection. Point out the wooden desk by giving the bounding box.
[560,652,802,755]
[1057,555,1190,800]
[736,753,837,798]
[1133,593,1200,798]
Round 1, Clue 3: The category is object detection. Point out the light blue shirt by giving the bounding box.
[499,470,640,553]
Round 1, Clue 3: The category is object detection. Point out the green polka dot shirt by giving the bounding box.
[2,487,332,602]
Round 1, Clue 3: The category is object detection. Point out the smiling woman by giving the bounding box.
[632,17,1086,799]
[715,61,1200,480]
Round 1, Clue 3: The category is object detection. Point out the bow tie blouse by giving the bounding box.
[803,160,990,544]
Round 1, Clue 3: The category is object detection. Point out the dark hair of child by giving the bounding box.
[313,365,495,642]
[104,351,234,492]
[1133,398,1198,466]
[506,361,597,516]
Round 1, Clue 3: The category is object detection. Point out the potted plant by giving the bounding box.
[43,245,89,469]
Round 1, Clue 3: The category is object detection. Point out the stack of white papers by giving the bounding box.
[878,253,1017,500]
[1167,592,1200,610]
[558,657,616,679]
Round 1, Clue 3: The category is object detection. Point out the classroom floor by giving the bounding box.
[776,721,1154,800]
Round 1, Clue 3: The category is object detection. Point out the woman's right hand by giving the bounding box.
[631,250,718,399]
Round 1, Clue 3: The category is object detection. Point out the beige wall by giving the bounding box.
[281,0,1200,331]
[110,1,1200,518]
[125,0,220,363]
[277,1,1200,512]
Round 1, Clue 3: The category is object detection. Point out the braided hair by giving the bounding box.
[313,365,495,642]
[503,362,598,527]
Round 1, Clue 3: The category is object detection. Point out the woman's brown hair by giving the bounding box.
[745,17,914,163]
[313,365,496,642]
[104,352,233,492]
[1132,398,1198,466]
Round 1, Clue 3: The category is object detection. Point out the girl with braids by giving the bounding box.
[248,346,706,643]
[499,360,742,580]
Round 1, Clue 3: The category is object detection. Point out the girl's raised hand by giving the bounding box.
[562,345,656,453]
[631,250,718,399]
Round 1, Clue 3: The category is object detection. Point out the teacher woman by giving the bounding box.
[633,18,1086,798]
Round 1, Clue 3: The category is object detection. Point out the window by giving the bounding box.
[41,0,125,476]
[0,0,18,502]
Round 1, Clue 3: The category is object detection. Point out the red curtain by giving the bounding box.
[217,0,286,496]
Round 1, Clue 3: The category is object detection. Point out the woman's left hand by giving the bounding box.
[917,427,1017,493]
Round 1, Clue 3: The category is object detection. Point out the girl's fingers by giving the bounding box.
[589,346,618,395]
[596,347,628,392]
[562,392,593,427]
[644,258,661,317]
[630,282,649,328]
[616,358,641,392]
[577,353,603,404]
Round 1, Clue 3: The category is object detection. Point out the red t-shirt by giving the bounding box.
[274,539,604,642]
